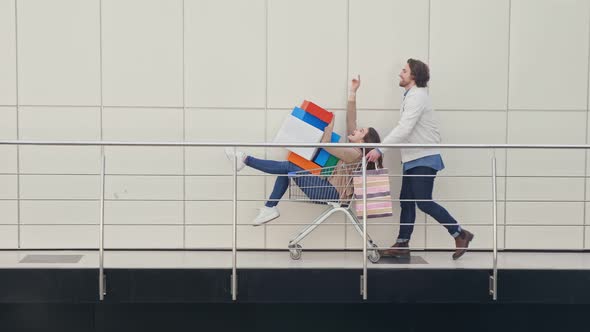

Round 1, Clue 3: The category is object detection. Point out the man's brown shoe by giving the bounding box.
[379,241,410,258]
[453,229,474,260]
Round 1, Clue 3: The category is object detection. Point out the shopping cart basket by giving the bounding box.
[286,162,381,263]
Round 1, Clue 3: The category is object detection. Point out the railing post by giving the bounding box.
[361,150,368,300]
[490,152,498,301]
[231,146,238,301]
[99,147,106,301]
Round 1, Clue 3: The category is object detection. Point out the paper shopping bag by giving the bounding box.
[352,168,393,219]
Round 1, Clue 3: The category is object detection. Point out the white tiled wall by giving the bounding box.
[348,0,429,110]
[508,0,590,110]
[17,0,101,106]
[0,226,18,248]
[0,175,17,199]
[104,225,183,249]
[184,0,266,108]
[1,0,590,250]
[19,107,101,140]
[0,0,16,105]
[20,225,98,248]
[267,0,348,109]
[20,146,101,174]
[101,0,183,107]
[0,201,18,225]
[106,176,183,200]
[102,108,183,141]
[20,201,99,224]
[104,201,183,225]
[507,112,586,176]
[429,0,510,111]
[0,108,17,176]
[20,175,100,199]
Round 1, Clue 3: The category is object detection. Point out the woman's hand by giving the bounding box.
[326,115,335,130]
[321,115,335,143]
[350,75,361,93]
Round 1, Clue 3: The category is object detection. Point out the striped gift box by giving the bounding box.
[352,168,393,219]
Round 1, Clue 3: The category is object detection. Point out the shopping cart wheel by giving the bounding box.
[368,250,380,263]
[289,244,302,260]
[368,243,380,263]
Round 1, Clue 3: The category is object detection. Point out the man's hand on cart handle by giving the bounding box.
[366,149,381,163]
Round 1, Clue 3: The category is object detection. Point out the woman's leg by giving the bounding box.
[245,156,301,207]
[266,176,291,208]
[245,156,294,174]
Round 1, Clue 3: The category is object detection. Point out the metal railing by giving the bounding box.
[1,140,589,301]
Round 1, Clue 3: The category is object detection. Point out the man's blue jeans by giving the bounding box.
[398,166,461,241]
[245,156,340,207]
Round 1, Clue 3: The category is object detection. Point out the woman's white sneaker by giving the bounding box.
[253,206,280,226]
[224,148,246,171]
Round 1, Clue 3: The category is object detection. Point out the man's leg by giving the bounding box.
[411,167,461,236]
[411,166,474,260]
[380,168,415,258]
[398,168,417,241]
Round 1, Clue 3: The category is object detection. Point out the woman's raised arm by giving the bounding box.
[347,75,360,137]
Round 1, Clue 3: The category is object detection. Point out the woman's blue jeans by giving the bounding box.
[245,156,339,207]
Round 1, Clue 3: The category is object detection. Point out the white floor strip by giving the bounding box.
[0,250,588,270]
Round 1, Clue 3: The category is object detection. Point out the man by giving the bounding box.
[366,58,474,260]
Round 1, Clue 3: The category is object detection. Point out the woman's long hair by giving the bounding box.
[363,127,383,170]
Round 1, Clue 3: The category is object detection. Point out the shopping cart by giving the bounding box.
[286,162,381,263]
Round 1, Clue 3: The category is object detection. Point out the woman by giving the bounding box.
[225,75,383,226]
